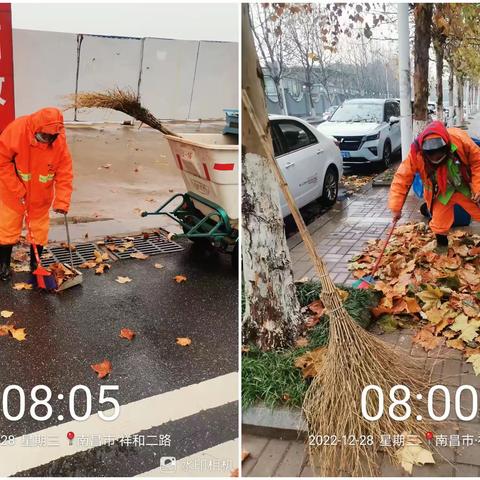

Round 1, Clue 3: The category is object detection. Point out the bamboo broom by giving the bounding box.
[65,88,181,137]
[242,89,439,476]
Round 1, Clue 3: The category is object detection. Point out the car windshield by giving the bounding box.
[329,102,383,123]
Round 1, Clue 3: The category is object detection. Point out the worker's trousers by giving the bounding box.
[430,192,480,235]
[0,200,50,246]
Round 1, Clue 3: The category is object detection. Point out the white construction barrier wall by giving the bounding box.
[12,29,238,122]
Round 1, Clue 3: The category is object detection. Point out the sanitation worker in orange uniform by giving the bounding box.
[389,121,480,254]
[0,107,73,281]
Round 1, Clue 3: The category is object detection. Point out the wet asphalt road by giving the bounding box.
[0,239,238,475]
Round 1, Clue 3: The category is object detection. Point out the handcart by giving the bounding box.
[141,133,239,267]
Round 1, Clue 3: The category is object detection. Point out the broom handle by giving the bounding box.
[242,90,337,294]
[64,213,74,270]
[370,218,398,277]
[24,208,42,266]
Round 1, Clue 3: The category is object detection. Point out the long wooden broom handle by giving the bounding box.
[242,90,337,294]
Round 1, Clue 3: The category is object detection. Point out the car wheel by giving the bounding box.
[321,166,338,207]
[382,140,392,168]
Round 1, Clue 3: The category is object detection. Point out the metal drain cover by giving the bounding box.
[43,243,99,267]
[107,233,183,260]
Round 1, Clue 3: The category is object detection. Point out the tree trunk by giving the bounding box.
[413,4,433,136]
[242,4,302,351]
[458,76,465,126]
[448,64,454,127]
[434,41,444,122]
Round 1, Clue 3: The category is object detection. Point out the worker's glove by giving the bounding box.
[392,210,402,222]
[54,208,68,215]
[472,192,480,204]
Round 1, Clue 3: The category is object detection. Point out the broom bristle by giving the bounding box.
[303,304,439,476]
[64,88,180,137]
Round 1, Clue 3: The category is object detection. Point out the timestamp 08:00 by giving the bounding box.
[0,385,120,422]
[362,384,479,422]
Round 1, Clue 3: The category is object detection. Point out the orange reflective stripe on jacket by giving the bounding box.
[389,128,480,212]
[0,107,73,215]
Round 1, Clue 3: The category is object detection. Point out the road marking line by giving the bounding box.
[137,438,238,477]
[0,372,238,477]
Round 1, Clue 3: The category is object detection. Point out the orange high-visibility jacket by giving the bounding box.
[389,128,480,213]
[0,108,73,215]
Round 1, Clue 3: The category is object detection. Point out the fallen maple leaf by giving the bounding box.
[467,354,480,376]
[79,260,97,269]
[174,275,187,283]
[307,299,325,316]
[12,282,33,290]
[91,359,112,379]
[120,328,136,340]
[294,347,326,378]
[154,263,164,269]
[60,242,76,251]
[451,314,480,342]
[447,338,465,351]
[396,443,435,474]
[95,264,110,275]
[0,310,13,318]
[412,327,444,352]
[94,250,109,264]
[9,327,27,342]
[116,276,132,284]
[130,252,149,260]
[0,325,10,336]
[176,337,192,347]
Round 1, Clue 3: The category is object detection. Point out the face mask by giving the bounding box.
[428,153,447,165]
[35,132,58,144]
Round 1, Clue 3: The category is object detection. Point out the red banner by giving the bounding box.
[0,3,15,132]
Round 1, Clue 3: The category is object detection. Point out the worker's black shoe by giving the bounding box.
[435,234,449,255]
[0,245,13,282]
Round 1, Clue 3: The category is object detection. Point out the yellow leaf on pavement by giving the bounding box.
[9,327,27,342]
[130,252,149,260]
[467,354,480,376]
[174,275,187,283]
[176,337,192,347]
[154,263,164,269]
[396,444,435,474]
[115,276,132,284]
[0,310,13,318]
[12,282,32,291]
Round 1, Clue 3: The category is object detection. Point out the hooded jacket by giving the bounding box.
[389,121,480,212]
[0,107,73,214]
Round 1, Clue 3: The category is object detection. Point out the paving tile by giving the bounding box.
[453,463,479,476]
[456,424,480,466]
[443,360,463,386]
[242,434,270,476]
[274,441,307,477]
[412,462,454,477]
[248,438,291,477]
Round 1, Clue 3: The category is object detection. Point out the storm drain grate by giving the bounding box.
[42,243,100,267]
[107,233,183,260]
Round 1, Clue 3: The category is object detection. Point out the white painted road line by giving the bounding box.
[0,372,238,477]
[137,439,239,477]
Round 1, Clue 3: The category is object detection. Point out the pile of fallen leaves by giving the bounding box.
[341,174,375,195]
[349,222,480,373]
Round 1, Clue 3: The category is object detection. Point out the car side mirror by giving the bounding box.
[389,116,400,124]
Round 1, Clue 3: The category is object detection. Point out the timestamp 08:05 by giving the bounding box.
[0,385,120,422]
[362,384,479,422]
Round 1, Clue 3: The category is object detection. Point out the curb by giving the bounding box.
[242,405,307,440]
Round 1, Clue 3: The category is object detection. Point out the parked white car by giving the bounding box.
[269,114,343,218]
[316,98,401,168]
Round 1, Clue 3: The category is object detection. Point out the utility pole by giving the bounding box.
[397,3,413,158]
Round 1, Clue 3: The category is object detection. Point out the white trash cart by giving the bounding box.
[141,133,239,267]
